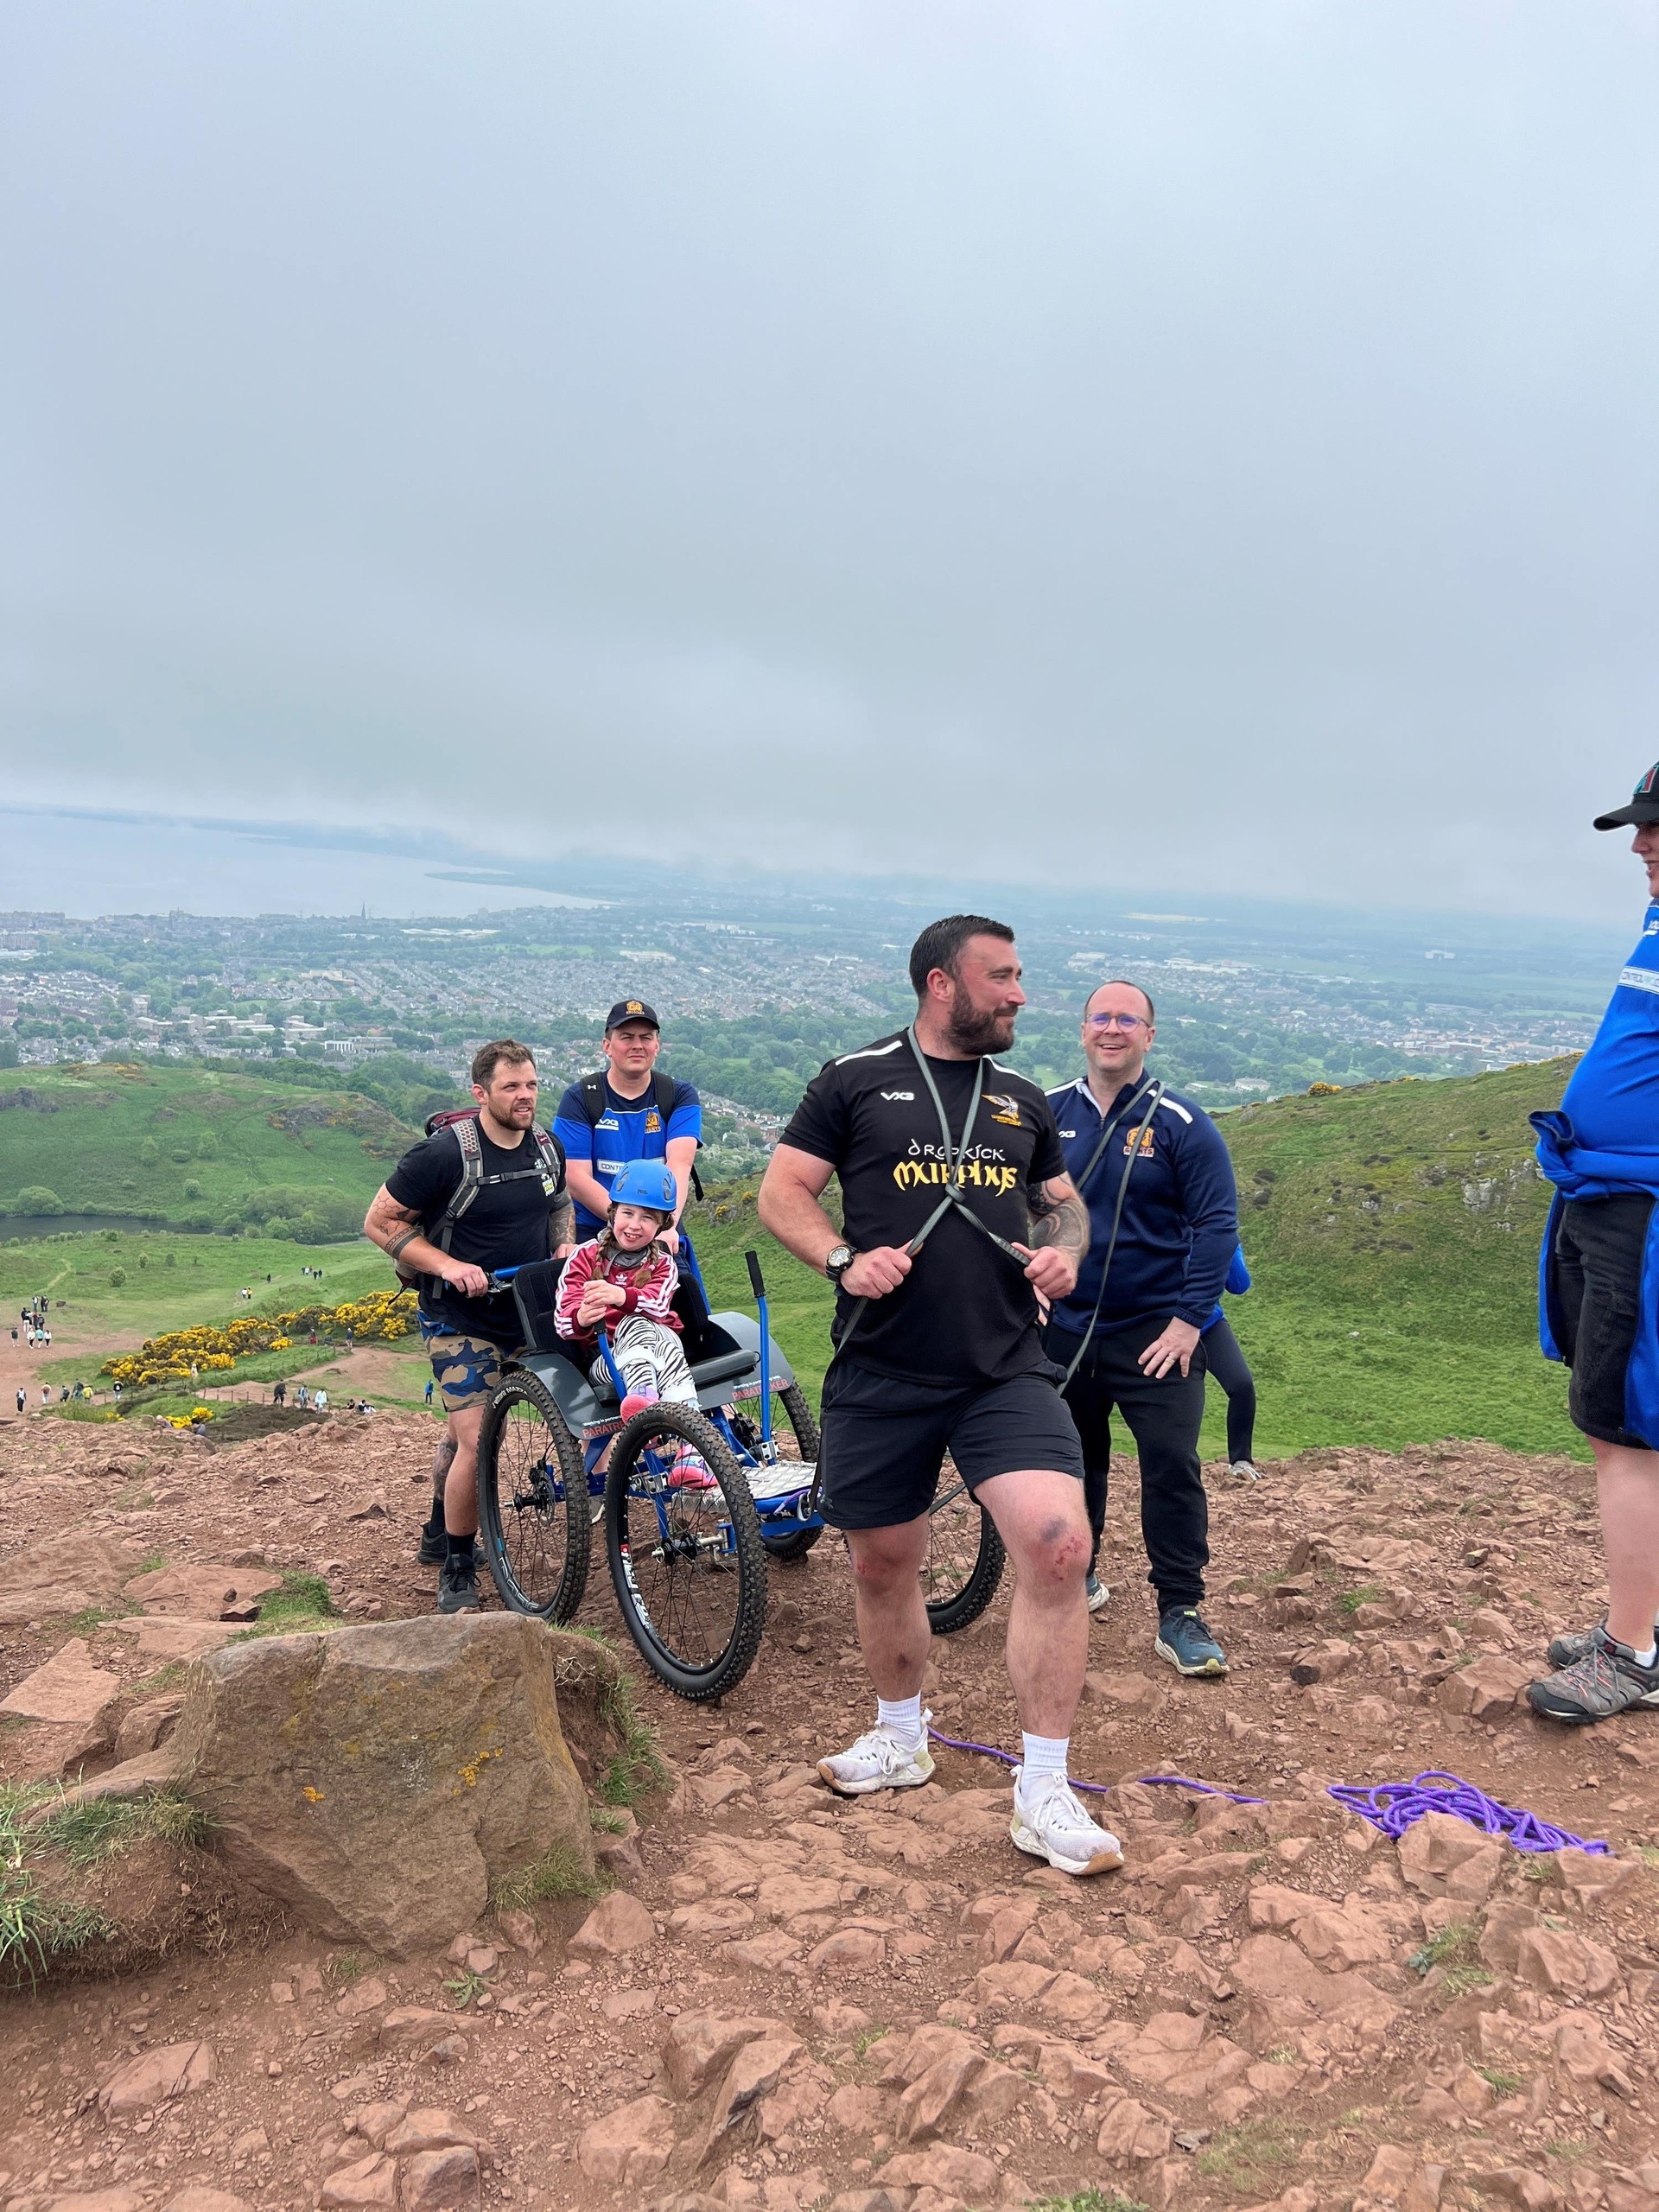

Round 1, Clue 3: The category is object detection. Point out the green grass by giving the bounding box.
[35,1789,208,1864]
[1338,1585,1385,1617]
[0,1060,406,1229]
[1022,2196,1148,2212]
[11,1228,391,1382]
[1408,1921,1482,1974]
[492,1840,609,1910]
[1476,2067,1525,2096]
[0,1782,200,1982]
[691,1054,1587,1458]
[563,1625,670,1806]
[1196,2124,1300,2190]
[228,1571,337,1640]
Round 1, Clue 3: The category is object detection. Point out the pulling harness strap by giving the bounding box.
[829,1027,1027,1366]
[1053,1077,1164,1387]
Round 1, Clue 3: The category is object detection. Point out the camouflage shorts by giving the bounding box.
[418,1320,524,1412]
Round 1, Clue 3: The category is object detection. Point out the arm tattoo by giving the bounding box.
[549,1194,575,1249]
[385,1224,419,1262]
[1028,1185,1090,1256]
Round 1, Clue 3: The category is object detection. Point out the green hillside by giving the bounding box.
[0,1062,414,1238]
[690,1055,1584,1460]
[4,1053,1585,1460]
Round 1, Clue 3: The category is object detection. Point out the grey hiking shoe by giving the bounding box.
[1546,1618,1608,1670]
[1155,1606,1229,1677]
[1528,1635,1659,1725]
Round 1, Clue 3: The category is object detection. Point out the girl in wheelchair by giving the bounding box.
[553,1159,715,1489]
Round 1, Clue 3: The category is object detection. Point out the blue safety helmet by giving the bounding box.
[608,1160,677,1217]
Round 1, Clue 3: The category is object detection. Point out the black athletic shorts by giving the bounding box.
[1550,1193,1657,1452]
[816,1360,1086,1530]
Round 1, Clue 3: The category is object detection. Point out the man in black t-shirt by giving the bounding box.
[759,916,1125,1879]
[364,1039,573,1612]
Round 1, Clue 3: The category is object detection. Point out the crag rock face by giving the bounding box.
[168,1612,594,1955]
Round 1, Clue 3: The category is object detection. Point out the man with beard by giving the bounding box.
[759,916,1122,1878]
[365,1039,574,1612]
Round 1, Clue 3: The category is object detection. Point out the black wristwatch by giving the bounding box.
[824,1244,855,1287]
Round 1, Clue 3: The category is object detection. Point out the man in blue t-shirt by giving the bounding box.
[553,999,702,1246]
[1528,762,1659,1726]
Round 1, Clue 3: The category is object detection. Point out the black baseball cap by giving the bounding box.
[1593,762,1659,830]
[605,999,660,1031]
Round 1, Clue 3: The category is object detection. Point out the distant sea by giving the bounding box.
[3,807,602,918]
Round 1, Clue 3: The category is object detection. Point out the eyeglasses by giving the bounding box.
[1085,1012,1149,1031]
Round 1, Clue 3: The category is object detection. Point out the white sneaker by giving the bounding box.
[817,1714,936,1797]
[1230,1460,1260,1484]
[1085,1573,1110,1613]
[1010,1767,1125,1877]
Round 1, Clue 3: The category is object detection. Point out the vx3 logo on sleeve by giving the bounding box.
[880,1090,915,1101]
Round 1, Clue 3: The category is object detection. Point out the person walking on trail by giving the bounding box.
[553,1001,702,1247]
[14,1388,24,1416]
[365,1039,574,1615]
[1042,981,1240,1679]
[423,1377,435,1408]
[1529,763,1659,1726]
[272,1379,286,1408]
[759,914,1122,1880]
[1202,1246,1259,1482]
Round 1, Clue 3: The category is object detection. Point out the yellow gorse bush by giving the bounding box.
[100,1287,416,1387]
[163,1405,217,1428]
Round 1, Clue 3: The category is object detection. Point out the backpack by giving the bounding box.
[394,1110,568,1289]
[575,1071,703,1202]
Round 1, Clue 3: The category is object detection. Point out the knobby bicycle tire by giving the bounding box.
[604,1401,769,1700]
[475,1370,591,1623]
[924,1471,1006,1634]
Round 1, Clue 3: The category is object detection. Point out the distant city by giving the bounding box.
[0,878,1619,1180]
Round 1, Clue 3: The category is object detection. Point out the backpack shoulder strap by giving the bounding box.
[654,1071,704,1200]
[531,1125,565,1179]
[432,1117,483,1253]
[578,1073,607,1126]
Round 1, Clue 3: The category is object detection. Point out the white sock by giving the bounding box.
[1628,1643,1657,1669]
[1020,1732,1069,1783]
[876,1694,924,1745]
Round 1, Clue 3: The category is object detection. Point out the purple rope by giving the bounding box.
[1328,1770,1611,1855]
[925,1727,1264,1803]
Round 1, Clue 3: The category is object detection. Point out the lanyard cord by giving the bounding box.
[1054,1077,1164,1387]
[827,1028,1025,1366]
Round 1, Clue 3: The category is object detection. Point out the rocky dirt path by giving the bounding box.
[1,1414,1656,2212]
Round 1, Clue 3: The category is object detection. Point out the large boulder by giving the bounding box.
[163,1613,595,1955]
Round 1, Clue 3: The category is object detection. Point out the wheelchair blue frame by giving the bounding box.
[490,1238,823,1559]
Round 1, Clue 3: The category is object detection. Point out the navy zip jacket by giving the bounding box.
[1045,1071,1239,1341]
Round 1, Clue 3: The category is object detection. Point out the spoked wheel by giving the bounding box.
[729,1382,823,1565]
[476,1372,591,1622]
[605,1402,769,1700]
[923,1459,1005,1633]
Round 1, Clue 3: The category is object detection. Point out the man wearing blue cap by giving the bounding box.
[554,1000,702,1246]
[1528,763,1659,1725]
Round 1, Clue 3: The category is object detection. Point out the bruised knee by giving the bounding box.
[849,1544,918,1599]
[1026,1515,1090,1591]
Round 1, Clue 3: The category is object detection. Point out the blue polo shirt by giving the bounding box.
[1045,1071,1239,1341]
[553,1074,702,1234]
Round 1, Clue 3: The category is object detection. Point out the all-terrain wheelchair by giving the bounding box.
[473,1242,1006,1700]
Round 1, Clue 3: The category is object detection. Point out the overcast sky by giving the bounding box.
[3,3,1656,921]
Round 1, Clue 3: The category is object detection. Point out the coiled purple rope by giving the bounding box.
[925,1726,1265,1803]
[1328,1770,1611,1855]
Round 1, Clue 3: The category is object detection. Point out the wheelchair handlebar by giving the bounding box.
[744,1249,767,1300]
